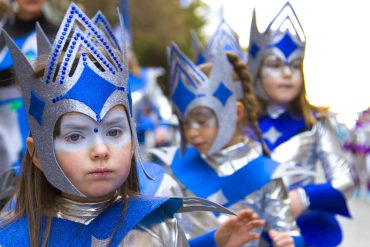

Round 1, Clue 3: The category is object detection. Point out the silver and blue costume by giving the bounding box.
[247,2,354,246]
[0,4,230,246]
[145,40,303,246]
[0,196,189,246]
[149,139,302,246]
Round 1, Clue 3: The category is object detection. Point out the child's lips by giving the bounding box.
[193,142,206,148]
[89,168,113,177]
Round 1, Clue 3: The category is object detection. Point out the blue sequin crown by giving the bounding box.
[0,3,141,197]
[192,19,245,65]
[248,1,306,80]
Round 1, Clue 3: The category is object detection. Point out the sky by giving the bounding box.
[199,0,370,127]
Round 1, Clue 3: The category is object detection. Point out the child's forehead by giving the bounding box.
[61,106,127,122]
[188,106,215,118]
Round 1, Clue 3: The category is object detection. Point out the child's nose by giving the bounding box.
[90,144,110,160]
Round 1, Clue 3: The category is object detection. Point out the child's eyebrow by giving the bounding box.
[103,117,127,126]
[60,124,91,132]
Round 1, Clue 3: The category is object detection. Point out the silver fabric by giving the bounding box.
[150,139,300,245]
[168,43,238,155]
[51,195,188,246]
[248,2,305,99]
[122,215,188,247]
[2,4,143,197]
[53,195,119,225]
[201,19,245,63]
[268,110,354,201]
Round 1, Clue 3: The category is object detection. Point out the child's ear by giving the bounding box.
[26,137,43,171]
[236,101,245,122]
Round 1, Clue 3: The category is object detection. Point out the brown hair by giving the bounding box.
[3,51,140,247]
[256,62,328,127]
[198,52,270,155]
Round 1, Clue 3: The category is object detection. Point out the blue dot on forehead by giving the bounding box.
[94,128,98,133]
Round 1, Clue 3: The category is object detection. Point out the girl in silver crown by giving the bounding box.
[149,22,303,244]
[247,2,354,246]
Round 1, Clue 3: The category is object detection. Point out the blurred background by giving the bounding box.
[0,0,369,245]
[33,0,369,129]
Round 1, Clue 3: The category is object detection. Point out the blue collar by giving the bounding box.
[170,147,279,208]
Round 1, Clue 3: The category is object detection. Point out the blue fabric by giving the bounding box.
[303,182,351,217]
[0,31,36,71]
[189,230,217,247]
[271,32,299,60]
[128,69,148,92]
[171,147,279,208]
[297,210,342,247]
[62,65,119,121]
[212,82,232,106]
[28,91,45,126]
[0,197,182,246]
[138,162,167,196]
[258,111,306,151]
[171,77,196,115]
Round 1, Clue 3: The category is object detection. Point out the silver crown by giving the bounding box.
[1,3,143,197]
[248,2,305,82]
[192,19,245,64]
[168,42,238,155]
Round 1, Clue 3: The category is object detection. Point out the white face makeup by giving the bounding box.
[54,109,131,152]
[53,106,133,199]
[259,55,303,104]
[184,107,218,130]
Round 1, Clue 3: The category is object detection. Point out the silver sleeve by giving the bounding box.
[315,116,354,198]
[263,178,301,237]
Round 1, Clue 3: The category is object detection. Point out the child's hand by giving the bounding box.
[268,230,294,247]
[215,209,265,247]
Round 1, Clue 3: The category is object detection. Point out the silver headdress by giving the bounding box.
[192,19,245,65]
[1,3,142,197]
[248,1,306,92]
[168,43,240,155]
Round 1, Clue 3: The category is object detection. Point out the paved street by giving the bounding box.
[339,198,370,246]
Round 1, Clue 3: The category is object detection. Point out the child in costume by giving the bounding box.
[0,4,266,247]
[247,2,354,246]
[344,108,370,199]
[149,19,303,246]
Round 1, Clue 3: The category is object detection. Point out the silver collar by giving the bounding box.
[202,138,262,176]
[53,194,121,225]
[266,104,287,119]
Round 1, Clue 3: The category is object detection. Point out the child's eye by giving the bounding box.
[65,133,84,143]
[107,128,122,137]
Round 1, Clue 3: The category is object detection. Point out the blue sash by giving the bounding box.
[259,111,307,151]
[0,197,182,247]
[171,147,279,208]
[138,162,167,196]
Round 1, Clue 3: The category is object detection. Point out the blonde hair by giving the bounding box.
[3,51,140,247]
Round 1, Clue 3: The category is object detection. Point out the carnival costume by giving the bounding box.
[0,4,231,246]
[247,2,354,246]
[149,40,303,246]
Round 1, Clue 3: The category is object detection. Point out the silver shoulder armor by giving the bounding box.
[271,115,354,198]
[122,216,189,246]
